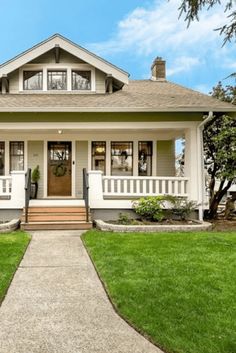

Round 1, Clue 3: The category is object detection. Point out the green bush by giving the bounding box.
[31,165,40,183]
[117,213,132,225]
[133,195,198,222]
[165,195,198,220]
[133,196,165,222]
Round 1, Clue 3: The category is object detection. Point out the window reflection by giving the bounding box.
[92,142,106,173]
[10,142,24,171]
[111,142,133,176]
[72,71,91,90]
[138,141,152,176]
[23,71,43,90]
[48,71,67,90]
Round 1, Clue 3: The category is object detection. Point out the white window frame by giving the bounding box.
[19,64,96,92]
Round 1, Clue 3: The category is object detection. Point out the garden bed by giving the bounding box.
[0,219,20,234]
[95,219,212,232]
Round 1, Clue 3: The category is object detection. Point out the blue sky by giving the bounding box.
[0,0,235,93]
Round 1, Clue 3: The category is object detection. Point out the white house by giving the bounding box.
[0,34,235,229]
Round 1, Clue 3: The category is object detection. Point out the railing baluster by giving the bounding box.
[111,179,115,194]
[130,179,134,194]
[101,176,189,198]
[124,179,128,194]
[117,179,121,194]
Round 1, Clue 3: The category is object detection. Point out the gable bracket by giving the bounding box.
[1,74,9,94]
[54,44,60,63]
[106,74,113,94]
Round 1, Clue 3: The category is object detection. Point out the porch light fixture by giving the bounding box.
[58,130,62,134]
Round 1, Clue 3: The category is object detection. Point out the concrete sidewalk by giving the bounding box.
[0,231,163,353]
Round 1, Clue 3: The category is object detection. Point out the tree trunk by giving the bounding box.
[207,179,233,219]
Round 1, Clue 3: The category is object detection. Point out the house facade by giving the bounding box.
[0,34,235,228]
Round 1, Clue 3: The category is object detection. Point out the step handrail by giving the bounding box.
[25,168,31,223]
[83,168,89,222]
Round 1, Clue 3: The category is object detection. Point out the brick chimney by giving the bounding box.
[151,57,166,81]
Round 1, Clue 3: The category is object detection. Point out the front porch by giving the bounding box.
[0,120,205,225]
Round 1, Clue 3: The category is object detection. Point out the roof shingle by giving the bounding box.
[0,80,235,112]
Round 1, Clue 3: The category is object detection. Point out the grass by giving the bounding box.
[0,231,30,303]
[82,230,236,353]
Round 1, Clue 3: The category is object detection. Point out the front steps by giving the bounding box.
[21,206,92,230]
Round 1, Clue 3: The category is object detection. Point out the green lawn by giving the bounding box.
[83,230,236,353]
[0,231,30,303]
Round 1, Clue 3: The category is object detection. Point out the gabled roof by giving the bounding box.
[0,80,235,113]
[0,34,129,85]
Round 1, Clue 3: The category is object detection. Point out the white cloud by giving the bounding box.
[88,0,227,57]
[87,0,233,83]
[167,56,201,76]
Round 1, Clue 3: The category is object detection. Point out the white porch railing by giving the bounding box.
[88,171,190,209]
[0,171,26,209]
[0,176,12,197]
[103,176,189,197]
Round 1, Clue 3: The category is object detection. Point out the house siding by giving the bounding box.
[156,140,175,176]
[29,49,85,64]
[28,141,44,198]
[8,70,19,93]
[76,141,88,198]
[95,69,106,93]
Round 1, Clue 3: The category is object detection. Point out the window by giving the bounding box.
[111,142,133,176]
[92,142,106,173]
[48,71,67,90]
[0,142,5,175]
[72,70,91,90]
[138,141,153,176]
[49,142,71,161]
[10,142,24,171]
[23,71,43,90]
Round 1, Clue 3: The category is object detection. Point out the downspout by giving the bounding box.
[197,111,213,221]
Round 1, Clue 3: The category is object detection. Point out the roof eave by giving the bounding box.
[0,107,235,113]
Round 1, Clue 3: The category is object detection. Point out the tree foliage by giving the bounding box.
[204,82,236,218]
[210,81,236,103]
[178,0,236,43]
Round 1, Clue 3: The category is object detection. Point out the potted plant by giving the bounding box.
[31,165,40,199]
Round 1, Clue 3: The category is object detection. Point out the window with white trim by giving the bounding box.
[10,142,24,171]
[111,142,133,176]
[47,70,67,90]
[138,141,152,176]
[72,70,91,90]
[23,71,43,90]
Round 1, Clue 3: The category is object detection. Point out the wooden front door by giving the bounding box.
[48,141,72,196]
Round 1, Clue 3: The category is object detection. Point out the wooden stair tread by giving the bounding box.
[21,205,92,230]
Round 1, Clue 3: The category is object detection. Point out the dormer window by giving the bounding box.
[47,70,67,90]
[23,71,43,90]
[72,70,91,90]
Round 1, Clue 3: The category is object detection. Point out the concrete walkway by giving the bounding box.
[0,231,163,353]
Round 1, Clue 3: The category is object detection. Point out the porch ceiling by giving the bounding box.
[0,127,185,139]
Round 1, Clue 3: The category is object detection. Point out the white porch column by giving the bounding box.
[10,171,26,208]
[88,170,104,208]
[184,128,199,202]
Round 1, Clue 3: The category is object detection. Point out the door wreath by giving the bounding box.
[53,163,67,177]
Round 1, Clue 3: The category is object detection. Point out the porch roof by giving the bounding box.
[0,80,235,113]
